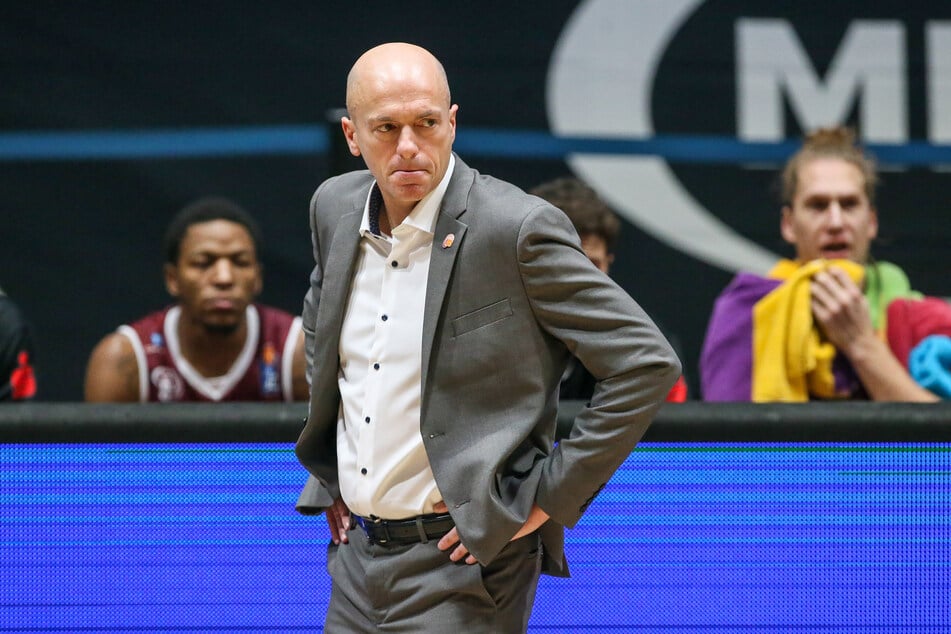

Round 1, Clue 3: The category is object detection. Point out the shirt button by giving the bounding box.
[391,260,398,268]
[373,363,380,370]
[360,468,367,475]
[381,314,388,321]
[365,416,371,423]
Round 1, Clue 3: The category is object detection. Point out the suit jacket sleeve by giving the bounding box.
[295,178,345,505]
[300,186,324,386]
[518,205,682,528]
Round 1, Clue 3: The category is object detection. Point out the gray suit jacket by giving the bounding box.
[295,156,681,575]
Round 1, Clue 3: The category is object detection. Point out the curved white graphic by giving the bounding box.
[547,0,778,274]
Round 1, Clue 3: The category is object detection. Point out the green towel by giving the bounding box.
[865,261,921,330]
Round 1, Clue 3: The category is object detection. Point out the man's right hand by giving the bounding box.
[811,265,939,402]
[326,497,352,545]
[810,266,875,356]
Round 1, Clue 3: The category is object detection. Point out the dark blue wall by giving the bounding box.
[2,1,948,399]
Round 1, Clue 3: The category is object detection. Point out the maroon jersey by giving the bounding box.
[119,304,301,402]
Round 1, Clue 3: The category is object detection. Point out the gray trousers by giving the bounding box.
[323,524,543,633]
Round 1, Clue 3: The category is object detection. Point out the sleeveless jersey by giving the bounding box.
[118,304,302,402]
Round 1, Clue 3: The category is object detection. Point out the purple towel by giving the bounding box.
[700,273,781,401]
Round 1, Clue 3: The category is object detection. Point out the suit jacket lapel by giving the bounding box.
[318,210,363,358]
[421,158,472,396]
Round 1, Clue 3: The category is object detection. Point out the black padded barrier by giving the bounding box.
[1,402,950,443]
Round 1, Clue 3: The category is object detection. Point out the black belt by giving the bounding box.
[353,512,455,546]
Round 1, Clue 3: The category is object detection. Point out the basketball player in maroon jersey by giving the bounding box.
[84,197,307,402]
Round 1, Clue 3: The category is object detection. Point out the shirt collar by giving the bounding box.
[359,154,455,239]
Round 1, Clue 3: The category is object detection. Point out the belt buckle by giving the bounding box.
[371,516,389,545]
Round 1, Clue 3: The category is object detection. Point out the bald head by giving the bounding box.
[346,43,451,116]
[339,42,459,223]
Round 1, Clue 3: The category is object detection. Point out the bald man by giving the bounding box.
[295,42,680,632]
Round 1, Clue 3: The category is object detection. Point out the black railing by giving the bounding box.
[2,402,950,443]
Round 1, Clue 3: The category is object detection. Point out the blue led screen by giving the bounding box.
[2,443,949,632]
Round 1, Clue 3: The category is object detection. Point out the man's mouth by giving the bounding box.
[208,298,237,311]
[820,242,852,259]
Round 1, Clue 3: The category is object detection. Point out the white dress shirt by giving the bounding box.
[337,156,455,519]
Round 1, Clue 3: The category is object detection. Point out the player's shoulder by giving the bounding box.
[88,328,137,368]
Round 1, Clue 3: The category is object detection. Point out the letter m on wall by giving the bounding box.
[736,19,907,143]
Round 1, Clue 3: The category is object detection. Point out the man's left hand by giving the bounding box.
[435,502,550,565]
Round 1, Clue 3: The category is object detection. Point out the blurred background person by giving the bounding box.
[530,176,688,402]
[0,287,37,401]
[700,127,939,402]
[84,197,307,402]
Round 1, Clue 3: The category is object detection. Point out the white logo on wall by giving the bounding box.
[547,0,947,273]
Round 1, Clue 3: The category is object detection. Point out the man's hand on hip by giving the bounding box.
[435,501,549,566]
[326,497,351,545]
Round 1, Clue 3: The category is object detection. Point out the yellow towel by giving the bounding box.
[767,259,802,280]
[752,259,865,402]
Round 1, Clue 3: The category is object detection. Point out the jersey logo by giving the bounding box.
[150,366,185,402]
[146,332,165,354]
[259,343,280,397]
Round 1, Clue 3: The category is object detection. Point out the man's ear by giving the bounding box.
[163,263,180,297]
[779,206,796,245]
[341,116,361,157]
[868,206,879,241]
[448,103,458,142]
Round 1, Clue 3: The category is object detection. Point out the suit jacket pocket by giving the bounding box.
[451,298,513,337]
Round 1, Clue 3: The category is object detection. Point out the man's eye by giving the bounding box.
[377,124,394,133]
[420,118,437,128]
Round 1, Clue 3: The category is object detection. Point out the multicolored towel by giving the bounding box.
[766,259,916,329]
[886,296,951,369]
[700,273,782,401]
[751,259,864,402]
[909,335,951,398]
[700,259,916,401]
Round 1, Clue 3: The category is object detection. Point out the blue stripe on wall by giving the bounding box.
[1,125,950,165]
[0,126,330,160]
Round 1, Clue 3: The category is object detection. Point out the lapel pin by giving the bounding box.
[442,233,455,249]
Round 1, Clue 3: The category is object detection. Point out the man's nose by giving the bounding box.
[397,126,419,158]
[210,260,234,284]
[826,202,844,228]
